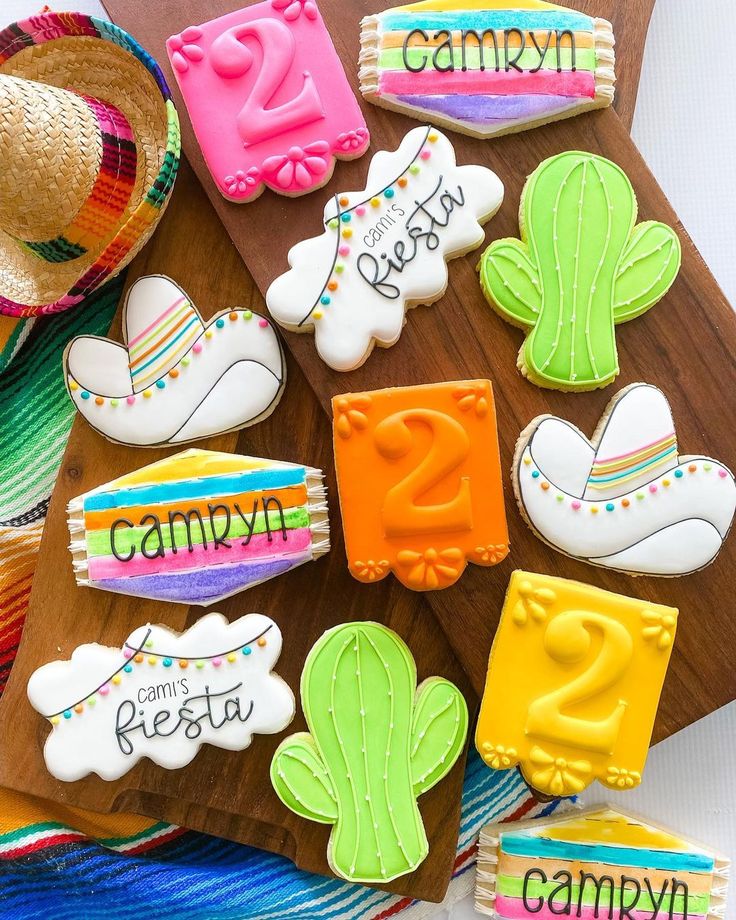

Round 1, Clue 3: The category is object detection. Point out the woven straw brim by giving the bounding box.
[0,21,179,317]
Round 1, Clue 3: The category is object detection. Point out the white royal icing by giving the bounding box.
[27,613,295,781]
[65,276,286,447]
[515,383,736,576]
[266,126,504,371]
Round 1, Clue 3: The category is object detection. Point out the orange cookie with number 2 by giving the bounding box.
[332,380,509,591]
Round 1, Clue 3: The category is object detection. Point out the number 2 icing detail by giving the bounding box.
[479,151,681,391]
[166,1,370,202]
[267,126,504,370]
[476,571,677,797]
[514,383,736,576]
[271,621,468,883]
[331,380,509,591]
[27,613,295,782]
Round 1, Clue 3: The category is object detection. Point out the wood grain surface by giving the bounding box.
[0,0,692,905]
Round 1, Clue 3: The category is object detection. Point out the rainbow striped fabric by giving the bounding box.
[0,275,558,918]
[127,294,203,389]
[476,808,728,920]
[587,431,678,491]
[71,449,328,605]
[359,0,614,137]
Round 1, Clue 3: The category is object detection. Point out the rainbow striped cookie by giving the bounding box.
[68,449,330,606]
[359,0,615,138]
[475,807,729,920]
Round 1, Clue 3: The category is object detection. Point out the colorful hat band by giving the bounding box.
[19,94,137,264]
[128,296,204,391]
[587,432,677,490]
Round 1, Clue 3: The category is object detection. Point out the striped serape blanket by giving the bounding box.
[0,276,561,919]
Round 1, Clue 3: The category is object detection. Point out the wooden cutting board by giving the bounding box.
[103,0,736,737]
[0,0,665,905]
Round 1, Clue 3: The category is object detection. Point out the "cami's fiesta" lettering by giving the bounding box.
[402,27,577,74]
[522,867,691,919]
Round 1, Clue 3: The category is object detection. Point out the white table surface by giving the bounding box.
[4,0,735,916]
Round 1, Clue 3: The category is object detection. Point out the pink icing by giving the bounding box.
[166,1,370,202]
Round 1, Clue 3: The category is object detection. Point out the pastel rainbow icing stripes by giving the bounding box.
[68,449,330,606]
[128,295,203,390]
[359,0,615,138]
[476,808,729,920]
[587,431,678,491]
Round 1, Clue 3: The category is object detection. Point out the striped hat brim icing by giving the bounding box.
[0,12,180,318]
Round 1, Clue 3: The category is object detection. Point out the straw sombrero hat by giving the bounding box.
[0,12,180,317]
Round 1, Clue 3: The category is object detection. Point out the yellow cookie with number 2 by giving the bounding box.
[476,571,677,797]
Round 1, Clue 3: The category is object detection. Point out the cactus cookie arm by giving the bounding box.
[614,221,682,322]
[479,239,542,329]
[410,678,469,797]
[271,733,338,824]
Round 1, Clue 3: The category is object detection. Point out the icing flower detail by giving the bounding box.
[512,580,556,626]
[271,0,318,20]
[336,128,370,152]
[529,746,591,797]
[473,543,509,565]
[223,167,261,197]
[606,766,642,789]
[354,559,390,582]
[480,742,517,770]
[168,27,204,73]
[453,384,489,418]
[262,143,330,190]
[396,547,463,590]
[335,396,372,439]
[641,609,676,650]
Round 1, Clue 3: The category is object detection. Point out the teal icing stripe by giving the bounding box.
[130,315,202,379]
[380,10,594,32]
[83,467,307,511]
[589,445,678,484]
[501,835,716,873]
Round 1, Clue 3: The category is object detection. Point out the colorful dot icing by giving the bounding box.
[475,807,730,920]
[166,1,369,203]
[513,384,736,576]
[27,613,295,782]
[65,276,285,447]
[476,571,677,797]
[331,380,509,591]
[359,0,615,139]
[271,621,468,883]
[67,448,330,606]
[266,126,503,371]
[479,152,681,391]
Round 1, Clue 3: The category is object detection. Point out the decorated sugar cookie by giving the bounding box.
[27,613,294,782]
[359,0,615,139]
[271,621,468,883]
[65,275,286,447]
[331,380,509,591]
[476,571,677,797]
[514,384,736,576]
[475,807,729,919]
[166,1,369,202]
[479,152,681,391]
[267,126,504,371]
[68,449,330,606]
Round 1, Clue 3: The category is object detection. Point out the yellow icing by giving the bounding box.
[396,0,570,12]
[541,810,689,851]
[112,449,271,487]
[475,572,678,796]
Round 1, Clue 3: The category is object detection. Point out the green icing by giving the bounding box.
[87,506,310,557]
[380,46,595,72]
[479,151,681,390]
[270,622,468,884]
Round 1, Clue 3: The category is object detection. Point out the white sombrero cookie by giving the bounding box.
[65,275,286,446]
[514,383,736,576]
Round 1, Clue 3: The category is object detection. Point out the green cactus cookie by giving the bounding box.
[270,621,469,884]
[479,151,681,391]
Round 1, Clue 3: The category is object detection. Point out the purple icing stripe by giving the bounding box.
[393,92,583,123]
[91,554,311,605]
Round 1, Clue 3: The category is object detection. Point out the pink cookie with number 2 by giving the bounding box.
[167,0,370,203]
